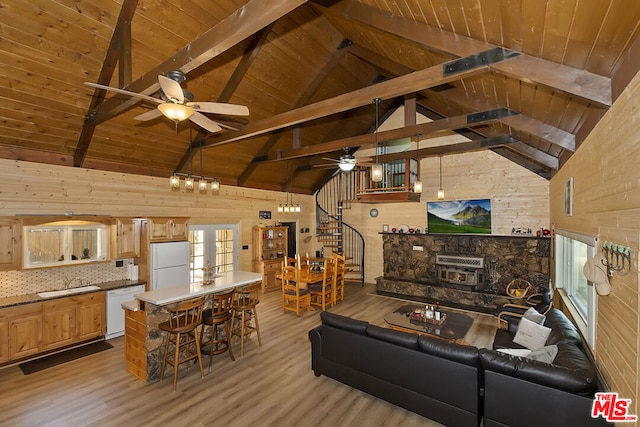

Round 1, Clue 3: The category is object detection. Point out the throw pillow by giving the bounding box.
[513,317,552,350]
[523,307,546,325]
[497,348,532,357]
[525,345,558,364]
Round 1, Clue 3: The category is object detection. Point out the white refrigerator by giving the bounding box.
[150,241,190,290]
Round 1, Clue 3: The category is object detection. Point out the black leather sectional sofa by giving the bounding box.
[309,310,610,427]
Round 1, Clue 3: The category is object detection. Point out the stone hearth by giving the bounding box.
[376,233,551,313]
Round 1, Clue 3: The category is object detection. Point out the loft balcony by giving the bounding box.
[355,158,422,203]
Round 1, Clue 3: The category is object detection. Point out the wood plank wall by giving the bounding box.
[550,70,640,413]
[0,160,317,274]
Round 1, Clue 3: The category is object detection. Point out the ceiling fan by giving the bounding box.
[315,147,373,172]
[85,70,249,133]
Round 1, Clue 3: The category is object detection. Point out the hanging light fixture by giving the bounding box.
[278,164,301,213]
[371,98,383,183]
[413,134,422,194]
[167,127,221,194]
[437,153,445,200]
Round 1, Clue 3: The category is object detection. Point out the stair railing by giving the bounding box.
[315,171,365,285]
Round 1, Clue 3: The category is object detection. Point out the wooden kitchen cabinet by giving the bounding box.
[0,218,21,270]
[111,218,141,259]
[0,292,106,365]
[253,226,288,292]
[75,292,106,341]
[144,217,189,242]
[42,299,76,351]
[5,302,43,361]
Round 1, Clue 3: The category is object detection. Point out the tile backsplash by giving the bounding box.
[0,259,135,298]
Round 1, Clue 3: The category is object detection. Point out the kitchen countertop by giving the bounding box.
[134,270,262,306]
[0,279,147,309]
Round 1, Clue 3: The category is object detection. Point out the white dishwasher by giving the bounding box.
[106,285,145,339]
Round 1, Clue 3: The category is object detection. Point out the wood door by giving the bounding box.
[0,219,21,270]
[112,218,141,259]
[76,293,105,341]
[42,299,76,351]
[169,218,189,241]
[0,319,7,363]
[8,311,42,360]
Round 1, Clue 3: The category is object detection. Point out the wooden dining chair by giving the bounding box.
[309,257,335,311]
[332,253,346,305]
[158,296,206,391]
[281,264,311,316]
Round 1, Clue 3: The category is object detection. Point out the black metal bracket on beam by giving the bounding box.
[337,39,353,50]
[443,47,520,76]
[467,108,518,124]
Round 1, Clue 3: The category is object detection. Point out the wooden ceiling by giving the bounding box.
[1,0,639,195]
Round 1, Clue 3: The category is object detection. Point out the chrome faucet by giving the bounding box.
[63,276,83,289]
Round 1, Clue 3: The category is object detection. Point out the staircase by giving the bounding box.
[315,171,365,285]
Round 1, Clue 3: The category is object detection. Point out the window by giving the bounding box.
[23,221,108,268]
[188,224,238,283]
[555,230,597,348]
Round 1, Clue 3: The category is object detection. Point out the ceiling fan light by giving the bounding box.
[169,175,180,189]
[371,164,383,182]
[414,180,422,194]
[338,158,356,171]
[158,103,194,121]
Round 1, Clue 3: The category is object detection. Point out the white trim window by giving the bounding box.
[188,224,238,283]
[555,230,597,348]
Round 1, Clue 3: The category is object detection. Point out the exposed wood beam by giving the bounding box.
[75,0,139,168]
[321,0,611,107]
[436,87,576,152]
[258,109,517,162]
[375,136,519,162]
[91,0,309,125]
[175,26,274,175]
[118,19,133,87]
[238,39,352,185]
[205,59,496,148]
[490,147,552,180]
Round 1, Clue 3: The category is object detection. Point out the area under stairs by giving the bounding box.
[315,171,364,285]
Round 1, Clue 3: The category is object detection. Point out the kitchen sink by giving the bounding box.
[37,285,101,299]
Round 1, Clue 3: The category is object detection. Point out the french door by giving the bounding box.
[188,224,238,283]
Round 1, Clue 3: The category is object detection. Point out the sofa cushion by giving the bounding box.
[513,317,552,349]
[544,309,582,345]
[479,346,597,394]
[320,311,368,334]
[417,334,479,367]
[523,307,546,325]
[366,324,419,350]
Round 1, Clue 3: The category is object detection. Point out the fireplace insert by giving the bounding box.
[436,255,485,287]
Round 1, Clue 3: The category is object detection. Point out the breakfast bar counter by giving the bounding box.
[123,270,262,383]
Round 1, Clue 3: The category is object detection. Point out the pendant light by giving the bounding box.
[437,153,445,200]
[413,134,422,194]
[371,98,383,183]
[198,142,208,193]
[185,135,194,192]
[167,127,221,194]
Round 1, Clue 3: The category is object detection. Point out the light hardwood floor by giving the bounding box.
[0,283,497,427]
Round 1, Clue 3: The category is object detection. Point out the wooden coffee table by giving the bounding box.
[384,304,474,343]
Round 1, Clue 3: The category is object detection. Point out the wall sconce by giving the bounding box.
[602,241,632,276]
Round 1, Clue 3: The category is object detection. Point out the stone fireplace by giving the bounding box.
[376,233,551,313]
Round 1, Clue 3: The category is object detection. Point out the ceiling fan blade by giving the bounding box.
[133,108,163,121]
[356,157,374,163]
[158,75,184,103]
[84,82,161,104]
[321,157,340,163]
[189,112,222,133]
[190,102,249,116]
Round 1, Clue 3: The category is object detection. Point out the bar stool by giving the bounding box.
[200,290,235,372]
[229,281,262,357]
[159,296,206,391]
